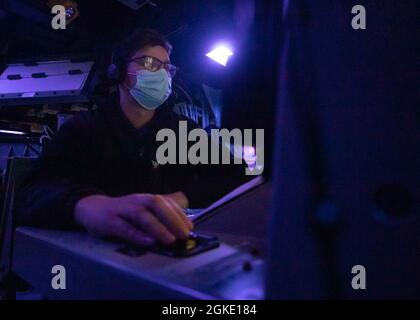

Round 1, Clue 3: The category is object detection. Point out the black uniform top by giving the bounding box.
[15,95,250,229]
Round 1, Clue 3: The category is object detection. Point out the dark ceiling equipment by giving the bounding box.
[116,0,159,11]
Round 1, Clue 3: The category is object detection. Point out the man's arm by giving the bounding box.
[15,112,105,229]
[15,111,193,246]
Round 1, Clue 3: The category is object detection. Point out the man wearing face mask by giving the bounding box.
[16,28,249,247]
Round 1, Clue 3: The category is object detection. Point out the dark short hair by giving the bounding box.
[115,28,172,59]
[109,28,172,83]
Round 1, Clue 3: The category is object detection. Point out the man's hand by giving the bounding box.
[74,194,194,247]
[162,191,189,209]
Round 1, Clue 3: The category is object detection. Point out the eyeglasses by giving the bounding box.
[128,56,178,77]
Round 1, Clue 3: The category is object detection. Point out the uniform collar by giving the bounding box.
[106,92,171,136]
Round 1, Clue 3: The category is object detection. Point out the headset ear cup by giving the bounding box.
[107,64,120,85]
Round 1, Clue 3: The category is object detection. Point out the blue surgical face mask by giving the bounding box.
[127,69,172,110]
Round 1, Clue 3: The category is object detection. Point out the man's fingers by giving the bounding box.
[119,207,176,246]
[146,195,190,240]
[164,197,194,231]
[111,218,155,247]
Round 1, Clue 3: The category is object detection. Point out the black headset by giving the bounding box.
[107,48,126,85]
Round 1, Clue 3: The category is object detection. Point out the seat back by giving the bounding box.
[0,157,36,283]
